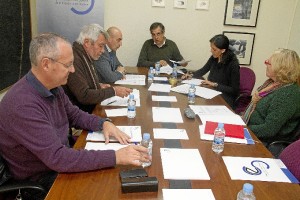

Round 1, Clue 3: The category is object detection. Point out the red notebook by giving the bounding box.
[204,121,244,139]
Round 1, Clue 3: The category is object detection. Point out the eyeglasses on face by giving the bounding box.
[264,59,271,66]
[47,57,74,69]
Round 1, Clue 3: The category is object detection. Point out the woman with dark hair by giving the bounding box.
[182,34,240,108]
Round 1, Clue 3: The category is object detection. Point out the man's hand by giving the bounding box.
[117,66,126,75]
[159,60,168,66]
[102,121,131,144]
[116,145,151,166]
[100,83,111,89]
[113,86,132,98]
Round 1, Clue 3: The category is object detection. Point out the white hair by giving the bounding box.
[76,24,108,44]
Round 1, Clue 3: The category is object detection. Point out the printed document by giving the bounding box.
[171,84,221,99]
[85,142,128,151]
[87,126,142,143]
[160,148,210,180]
[114,74,145,85]
[105,108,127,117]
[163,189,215,200]
[148,83,171,93]
[101,89,140,106]
[152,95,177,102]
[223,156,299,183]
[182,78,203,86]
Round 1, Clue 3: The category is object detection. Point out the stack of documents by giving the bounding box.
[114,74,146,85]
[85,126,142,151]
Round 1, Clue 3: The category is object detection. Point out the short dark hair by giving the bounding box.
[209,34,229,50]
[150,22,165,33]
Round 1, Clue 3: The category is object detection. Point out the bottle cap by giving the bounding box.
[190,84,195,87]
[129,94,134,99]
[217,123,224,128]
[243,183,253,193]
[143,133,150,140]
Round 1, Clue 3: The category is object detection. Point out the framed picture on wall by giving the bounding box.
[223,31,255,65]
[224,0,261,27]
[152,0,165,7]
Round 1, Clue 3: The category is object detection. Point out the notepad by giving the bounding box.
[204,121,244,139]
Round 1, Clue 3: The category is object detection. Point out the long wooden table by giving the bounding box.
[45,67,300,200]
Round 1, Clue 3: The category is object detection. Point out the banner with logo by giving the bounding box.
[36,0,104,42]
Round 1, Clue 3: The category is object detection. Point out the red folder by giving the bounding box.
[204,121,244,139]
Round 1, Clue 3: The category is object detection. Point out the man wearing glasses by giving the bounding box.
[0,33,149,200]
[137,22,188,68]
[63,24,132,114]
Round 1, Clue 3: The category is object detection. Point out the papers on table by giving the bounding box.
[160,65,173,74]
[153,128,189,140]
[152,107,183,123]
[199,115,246,126]
[223,156,299,183]
[114,74,146,85]
[105,108,127,117]
[182,78,203,86]
[87,126,142,143]
[160,148,210,180]
[171,84,221,99]
[153,76,168,81]
[169,59,191,65]
[151,95,177,102]
[148,83,171,93]
[85,142,128,151]
[101,89,140,106]
[163,189,215,200]
[189,105,234,116]
[199,125,254,144]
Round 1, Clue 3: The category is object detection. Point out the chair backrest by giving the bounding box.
[239,67,256,96]
[0,155,11,186]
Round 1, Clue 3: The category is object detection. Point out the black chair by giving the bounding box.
[0,155,46,199]
[267,122,300,158]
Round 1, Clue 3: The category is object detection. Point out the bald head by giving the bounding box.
[107,26,123,51]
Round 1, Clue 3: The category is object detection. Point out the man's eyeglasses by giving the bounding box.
[47,57,74,69]
[264,60,271,66]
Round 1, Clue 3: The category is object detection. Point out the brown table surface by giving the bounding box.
[45,67,300,200]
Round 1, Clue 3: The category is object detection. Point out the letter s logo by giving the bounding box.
[71,0,95,15]
[243,160,270,175]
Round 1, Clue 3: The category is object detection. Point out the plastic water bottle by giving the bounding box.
[148,67,154,82]
[127,94,136,118]
[237,183,256,200]
[155,62,160,76]
[141,133,152,168]
[212,123,225,153]
[172,63,177,78]
[188,84,196,104]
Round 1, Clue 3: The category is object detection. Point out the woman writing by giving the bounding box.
[182,34,240,108]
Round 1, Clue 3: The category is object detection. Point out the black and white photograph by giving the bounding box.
[152,0,165,7]
[223,31,255,65]
[224,0,260,27]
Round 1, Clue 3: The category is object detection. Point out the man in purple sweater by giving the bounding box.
[0,33,149,199]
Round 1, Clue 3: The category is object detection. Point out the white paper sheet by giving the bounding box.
[153,128,188,140]
[86,126,142,143]
[153,76,168,81]
[114,74,146,85]
[182,78,203,86]
[85,142,128,151]
[148,83,171,93]
[223,156,294,183]
[152,107,183,123]
[101,89,140,106]
[105,108,127,117]
[160,65,173,74]
[160,148,210,180]
[200,115,246,126]
[194,86,222,99]
[163,189,215,200]
[189,105,235,116]
[151,95,177,102]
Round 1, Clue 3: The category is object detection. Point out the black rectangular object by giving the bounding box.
[119,168,148,179]
[121,177,158,193]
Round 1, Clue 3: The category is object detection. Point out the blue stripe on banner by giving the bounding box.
[244,128,255,145]
[281,168,299,184]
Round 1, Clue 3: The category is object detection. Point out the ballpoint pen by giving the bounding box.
[107,100,117,105]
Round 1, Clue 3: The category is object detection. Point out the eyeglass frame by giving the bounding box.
[46,57,74,69]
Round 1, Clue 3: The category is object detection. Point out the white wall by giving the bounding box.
[28,0,299,90]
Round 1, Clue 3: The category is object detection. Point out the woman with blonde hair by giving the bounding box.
[244,49,300,145]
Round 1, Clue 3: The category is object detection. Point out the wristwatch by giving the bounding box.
[214,82,218,88]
